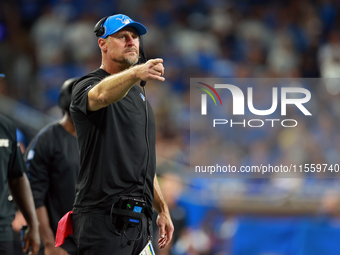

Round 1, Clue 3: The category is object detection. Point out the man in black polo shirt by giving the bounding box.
[25,78,79,255]
[70,14,174,254]
[0,73,40,255]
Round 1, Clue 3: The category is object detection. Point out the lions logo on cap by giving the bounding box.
[116,15,131,25]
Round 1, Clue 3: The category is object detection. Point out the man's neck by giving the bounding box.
[59,114,76,137]
[100,60,131,75]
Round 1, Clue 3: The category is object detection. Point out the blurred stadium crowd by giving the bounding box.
[1,0,340,254]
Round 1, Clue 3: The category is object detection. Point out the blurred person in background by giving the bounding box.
[0,74,40,255]
[24,78,79,255]
[318,30,340,78]
[70,14,173,254]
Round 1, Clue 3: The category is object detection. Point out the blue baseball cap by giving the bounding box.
[101,14,147,38]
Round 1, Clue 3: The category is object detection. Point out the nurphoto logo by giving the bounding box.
[197,82,312,128]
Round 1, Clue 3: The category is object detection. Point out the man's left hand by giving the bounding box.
[23,226,40,255]
[156,211,174,249]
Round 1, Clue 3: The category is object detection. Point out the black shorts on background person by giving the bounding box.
[25,78,79,255]
[70,14,174,255]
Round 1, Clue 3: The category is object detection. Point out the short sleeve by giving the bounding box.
[7,132,25,179]
[71,77,101,116]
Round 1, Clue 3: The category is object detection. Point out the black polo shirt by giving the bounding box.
[24,122,80,234]
[70,69,156,214]
[0,114,25,241]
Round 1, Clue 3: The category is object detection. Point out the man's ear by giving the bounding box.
[98,38,107,52]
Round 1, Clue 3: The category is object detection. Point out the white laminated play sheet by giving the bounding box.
[139,241,155,255]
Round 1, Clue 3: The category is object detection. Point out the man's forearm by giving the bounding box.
[36,206,56,247]
[153,175,169,214]
[153,175,174,249]
[87,67,139,111]
[8,173,39,229]
[87,58,165,111]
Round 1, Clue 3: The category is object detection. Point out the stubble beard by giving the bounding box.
[123,54,139,67]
